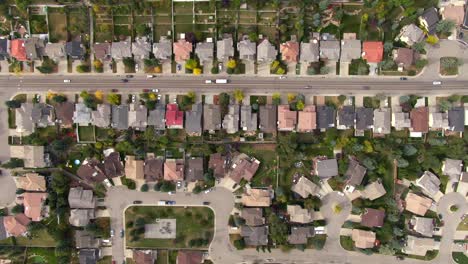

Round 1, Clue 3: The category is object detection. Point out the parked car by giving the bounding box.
[203,202,210,205]
[204,188,213,194]
[205,80,213,84]
[142,89,150,92]
[121,79,129,83]
[147,75,155,78]
[177,64,182,71]
[111,89,119,92]
[400,77,408,80]
[133,200,142,204]
[168,191,175,195]
[120,229,124,237]
[152,89,159,93]
[110,229,115,237]
[279,75,287,79]
[166,201,176,205]
[126,75,134,78]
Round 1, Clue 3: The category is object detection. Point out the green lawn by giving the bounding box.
[406,250,439,261]
[155,250,168,264]
[340,236,355,251]
[97,256,112,264]
[48,8,67,42]
[452,252,468,264]
[0,229,56,247]
[125,206,214,249]
[239,144,278,188]
[8,108,16,129]
[78,126,96,142]
[457,217,468,231]
[26,247,57,264]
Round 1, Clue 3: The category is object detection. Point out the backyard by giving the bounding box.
[239,144,278,188]
[0,229,56,247]
[48,8,67,42]
[78,126,96,142]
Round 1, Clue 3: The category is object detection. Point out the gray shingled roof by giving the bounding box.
[448,107,465,132]
[91,104,111,128]
[238,38,256,60]
[259,104,277,132]
[195,42,214,62]
[373,108,391,134]
[341,39,361,62]
[320,40,340,60]
[345,159,367,186]
[420,8,440,35]
[217,36,234,61]
[153,37,172,60]
[316,158,338,178]
[300,40,320,63]
[148,104,166,130]
[355,107,374,130]
[204,104,222,131]
[338,106,355,128]
[111,40,132,59]
[241,226,268,246]
[111,105,129,130]
[185,103,203,135]
[257,39,277,63]
[222,104,240,134]
[416,171,441,197]
[240,105,258,132]
[132,37,151,59]
[316,106,335,129]
[185,157,204,182]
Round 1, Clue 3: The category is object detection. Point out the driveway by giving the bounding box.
[0,170,17,208]
[422,40,468,80]
[320,192,352,253]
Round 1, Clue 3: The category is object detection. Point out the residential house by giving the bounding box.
[111,40,132,60]
[25,37,46,60]
[132,37,151,60]
[419,8,440,35]
[441,4,465,25]
[362,41,383,63]
[456,172,468,196]
[203,104,222,132]
[416,171,442,198]
[297,106,316,133]
[241,188,272,207]
[0,38,9,60]
[277,105,297,131]
[70,209,95,227]
[223,105,240,134]
[176,250,203,264]
[300,39,320,63]
[287,205,313,223]
[392,106,411,130]
[351,229,376,249]
[259,104,277,133]
[442,158,463,180]
[355,107,374,132]
[362,180,387,200]
[410,216,434,237]
[166,104,184,129]
[78,249,100,264]
[163,159,184,182]
[291,176,320,199]
[44,42,66,60]
[404,236,439,256]
[91,104,111,128]
[185,157,204,182]
[32,103,55,127]
[394,48,418,70]
[316,106,335,130]
[319,40,340,61]
[410,107,429,135]
[195,41,214,63]
[73,103,92,126]
[68,187,96,209]
[75,230,101,249]
[238,37,256,61]
[405,192,433,216]
[23,192,47,221]
[10,145,46,168]
[240,226,269,246]
[373,108,391,135]
[102,151,124,179]
[429,110,449,130]
[76,158,107,184]
[65,39,85,60]
[345,159,367,188]
[217,35,234,61]
[3,214,30,237]
[55,102,74,127]
[240,105,258,133]
[337,106,355,130]
[397,24,425,46]
[147,104,166,130]
[133,250,156,264]
[153,37,172,61]
[314,158,338,179]
[10,39,27,61]
[241,208,265,226]
[361,208,385,228]
[288,226,315,245]
[144,154,164,182]
[209,153,227,179]
[125,156,145,182]
[257,39,277,63]
[128,103,148,131]
[93,43,111,61]
[229,153,260,183]
[185,103,203,136]
[340,39,361,63]
[448,107,465,132]
[15,103,34,135]
[173,39,192,62]
[14,173,46,192]
[111,105,129,130]
[280,40,299,63]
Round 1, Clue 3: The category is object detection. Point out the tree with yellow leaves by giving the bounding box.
[426,35,439,45]
[233,89,244,103]
[287,93,296,103]
[227,59,237,69]
[148,93,157,101]
[95,90,104,103]
[193,68,202,75]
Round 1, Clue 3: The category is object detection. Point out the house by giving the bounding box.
[240,226,269,246]
[319,40,340,61]
[405,192,433,216]
[456,172,468,196]
[300,39,320,63]
[128,103,148,131]
[362,180,387,200]
[277,105,297,131]
[442,158,463,180]
[0,38,9,60]
[223,105,240,134]
[163,159,184,182]
[229,154,260,183]
[441,4,465,25]
[173,39,192,62]
[125,156,145,182]
[185,103,203,136]
[416,171,441,198]
[10,39,27,61]
[351,229,376,249]
[70,209,95,227]
[217,35,234,61]
[361,208,385,228]
[297,106,316,132]
[257,38,277,63]
[448,107,465,132]
[133,250,156,264]
[410,107,429,134]
[3,214,30,237]
[144,154,164,182]
[32,103,55,127]
[362,41,383,63]
[55,102,74,127]
[238,37,256,61]
[241,208,265,226]
[392,106,411,130]
[176,250,203,264]
[410,216,434,237]
[209,153,227,179]
[404,236,439,256]
[14,173,46,192]
[153,37,172,61]
[25,37,46,60]
[77,158,107,184]
[240,105,258,132]
[345,159,367,187]
[259,104,277,133]
[288,226,315,245]
[78,249,100,264]
[355,107,374,131]
[44,42,66,60]
[287,205,313,223]
[65,39,85,60]
[132,37,151,59]
[166,104,184,129]
[203,104,222,132]
[111,40,132,60]
[316,106,335,130]
[280,40,299,63]
[340,39,361,63]
[394,48,418,69]
[291,176,320,198]
[111,105,129,130]
[397,24,425,46]
[419,8,440,35]
[429,111,449,130]
[15,103,34,135]
[23,192,47,221]
[69,187,96,209]
[93,43,111,61]
[373,108,391,135]
[195,41,214,63]
[91,104,111,128]
[185,157,204,182]
[10,145,46,168]
[241,188,272,207]
[337,106,355,130]
[75,230,101,249]
[147,104,166,130]
[103,151,124,178]
[314,158,338,179]
[73,103,92,125]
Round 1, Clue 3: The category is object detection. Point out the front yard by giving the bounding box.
[440,57,461,76]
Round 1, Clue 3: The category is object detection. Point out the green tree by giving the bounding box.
[52,95,67,103]
[272,93,281,105]
[185,59,198,70]
[5,100,21,108]
[234,238,246,250]
[76,64,90,73]
[107,93,121,105]
[135,24,151,36]
[415,59,428,70]
[268,213,288,245]
[412,42,426,53]
[436,20,455,35]
[1,158,24,168]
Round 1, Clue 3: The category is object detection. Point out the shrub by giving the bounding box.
[5,100,21,108]
[1,158,24,168]
[76,64,90,73]
[140,184,149,192]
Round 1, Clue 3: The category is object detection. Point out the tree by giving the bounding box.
[412,42,426,53]
[93,60,103,73]
[383,41,393,53]
[185,59,198,70]
[193,68,202,75]
[135,24,151,36]
[426,35,439,45]
[234,238,246,250]
[296,100,305,111]
[5,100,21,108]
[76,64,90,73]
[268,213,288,245]
[379,59,396,71]
[272,93,281,105]
[1,158,24,168]
[95,90,104,102]
[415,59,428,70]
[107,93,121,105]
[227,59,237,69]
[287,93,296,103]
[319,66,329,74]
[436,20,455,35]
[233,89,244,103]
[248,32,258,42]
[52,95,67,103]
[448,94,461,103]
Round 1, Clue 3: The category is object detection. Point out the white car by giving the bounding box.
[152,89,159,93]
[204,188,213,194]
[63,79,71,83]
[168,191,175,195]
[147,75,155,78]
[135,64,139,72]
[110,229,115,237]
[131,95,136,103]
[337,192,344,197]
[205,80,213,84]
[279,75,286,79]
[432,80,442,85]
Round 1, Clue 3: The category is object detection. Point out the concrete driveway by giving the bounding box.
[320,192,352,252]
[0,169,17,208]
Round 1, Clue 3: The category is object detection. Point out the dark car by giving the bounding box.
[142,89,150,92]
[400,77,408,80]
[396,256,405,260]
[166,201,176,205]
[133,200,142,204]
[120,229,124,237]
[126,75,134,78]
[121,79,129,83]
[203,202,210,205]
[111,89,119,92]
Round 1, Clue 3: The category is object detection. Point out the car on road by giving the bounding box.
[432,80,442,85]
[176,181,182,188]
[126,75,134,78]
[63,79,71,83]
[133,200,142,204]
[166,201,176,205]
[205,80,213,84]
[121,79,128,83]
[110,229,114,237]
[203,202,210,205]
[363,86,370,90]
[305,85,311,89]
[120,229,124,237]
[396,256,405,260]
[111,89,119,92]
[400,77,408,80]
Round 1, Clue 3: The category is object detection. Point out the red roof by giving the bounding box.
[363,41,383,63]
[166,104,183,127]
[410,107,429,133]
[11,39,27,61]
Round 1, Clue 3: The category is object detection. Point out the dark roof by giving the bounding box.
[133,250,155,264]
[316,106,335,129]
[55,102,74,127]
[77,159,107,184]
[185,157,204,182]
[259,105,277,133]
[241,208,265,226]
[103,152,124,178]
[0,38,8,60]
[78,249,99,264]
[345,159,367,186]
[208,153,226,179]
[177,251,203,264]
[66,40,85,59]
[144,158,164,182]
[421,8,440,35]
[75,230,100,249]
[338,106,355,128]
[111,105,129,130]
[448,107,465,132]
[241,226,269,246]
[0,217,6,240]
[355,107,374,130]
[288,226,314,245]
[395,48,417,68]
[361,208,385,227]
[315,158,338,178]
[185,103,203,135]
